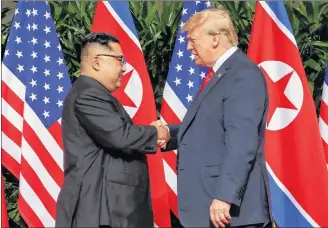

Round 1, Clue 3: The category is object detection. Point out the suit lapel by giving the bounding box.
[178,50,241,141]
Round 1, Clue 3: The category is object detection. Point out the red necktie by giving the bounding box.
[198,68,214,94]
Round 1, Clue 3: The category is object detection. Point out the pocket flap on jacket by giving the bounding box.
[106,169,139,186]
[204,165,221,178]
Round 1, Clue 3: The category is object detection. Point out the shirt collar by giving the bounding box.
[212,46,238,72]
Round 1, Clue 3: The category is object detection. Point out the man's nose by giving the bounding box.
[187,41,193,51]
[121,64,127,72]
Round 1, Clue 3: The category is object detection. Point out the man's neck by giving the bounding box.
[212,46,238,72]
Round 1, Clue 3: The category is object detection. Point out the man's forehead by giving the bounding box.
[107,42,123,53]
[186,26,203,39]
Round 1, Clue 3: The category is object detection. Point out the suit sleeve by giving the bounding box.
[161,124,180,151]
[215,67,267,207]
[75,88,158,153]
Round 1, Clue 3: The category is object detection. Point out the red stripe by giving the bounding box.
[2,116,22,146]
[1,81,24,116]
[321,140,328,163]
[320,103,328,126]
[18,194,44,227]
[167,186,178,217]
[160,99,181,219]
[48,121,63,150]
[161,99,182,124]
[20,157,57,219]
[162,152,177,175]
[1,149,20,179]
[23,121,64,187]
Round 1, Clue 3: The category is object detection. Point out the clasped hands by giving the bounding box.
[150,120,169,148]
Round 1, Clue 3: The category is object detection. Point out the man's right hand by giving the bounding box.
[157,125,170,141]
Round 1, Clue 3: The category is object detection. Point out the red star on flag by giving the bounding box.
[261,67,297,124]
[112,70,137,108]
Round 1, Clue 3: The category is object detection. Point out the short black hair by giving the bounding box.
[81,32,120,51]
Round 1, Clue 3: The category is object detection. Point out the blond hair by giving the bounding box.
[183,9,238,46]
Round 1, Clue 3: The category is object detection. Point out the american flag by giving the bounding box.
[160,1,212,218]
[1,1,71,226]
[319,62,328,167]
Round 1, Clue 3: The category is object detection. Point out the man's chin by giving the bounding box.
[195,60,205,67]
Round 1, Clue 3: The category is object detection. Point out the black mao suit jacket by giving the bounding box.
[55,75,157,228]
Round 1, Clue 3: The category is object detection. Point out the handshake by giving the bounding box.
[150,120,170,148]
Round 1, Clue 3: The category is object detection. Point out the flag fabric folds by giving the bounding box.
[1,1,71,226]
[248,1,328,227]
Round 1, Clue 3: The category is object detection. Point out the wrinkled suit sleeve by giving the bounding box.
[75,88,158,153]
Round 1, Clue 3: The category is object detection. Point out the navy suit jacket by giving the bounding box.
[165,49,272,227]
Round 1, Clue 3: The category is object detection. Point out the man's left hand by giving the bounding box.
[210,199,231,228]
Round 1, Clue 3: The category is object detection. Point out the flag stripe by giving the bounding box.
[21,137,61,199]
[160,99,182,124]
[20,157,57,218]
[267,164,316,227]
[163,160,177,195]
[321,140,328,164]
[47,122,63,150]
[18,193,44,227]
[2,116,22,147]
[321,83,328,106]
[2,149,20,179]
[19,176,55,226]
[2,133,21,164]
[2,82,24,116]
[163,83,187,121]
[167,185,179,217]
[2,64,26,101]
[2,99,24,131]
[259,2,297,46]
[22,123,63,187]
[24,105,64,171]
[162,152,177,175]
[320,101,328,127]
[103,2,141,50]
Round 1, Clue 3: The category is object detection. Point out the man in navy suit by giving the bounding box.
[156,9,272,228]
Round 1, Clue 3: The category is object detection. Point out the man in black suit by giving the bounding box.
[55,32,170,228]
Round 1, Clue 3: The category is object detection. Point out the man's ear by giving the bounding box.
[92,56,101,71]
[212,33,220,48]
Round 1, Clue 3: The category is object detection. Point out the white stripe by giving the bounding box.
[103,1,141,50]
[24,104,63,170]
[2,64,26,101]
[163,159,177,195]
[21,138,60,201]
[154,223,158,228]
[19,175,55,226]
[2,99,24,131]
[163,83,187,121]
[2,133,21,164]
[319,117,328,144]
[259,1,297,47]
[266,163,318,227]
[321,83,328,106]
[58,118,61,124]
